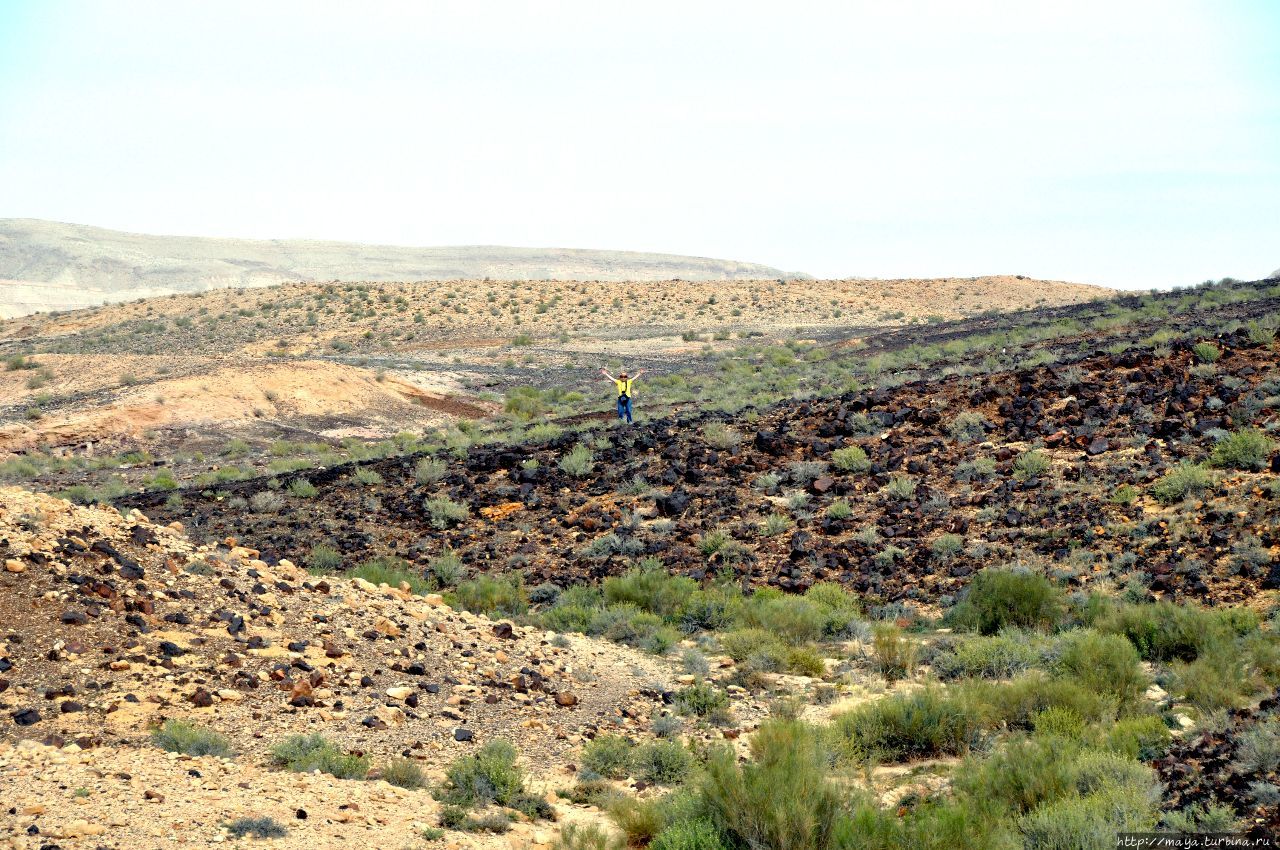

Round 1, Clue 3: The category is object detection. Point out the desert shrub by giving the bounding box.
[734,592,825,644]
[1149,462,1213,504]
[882,475,917,499]
[425,496,470,528]
[1160,803,1241,834]
[830,687,984,762]
[415,456,448,485]
[270,734,369,779]
[428,549,465,587]
[604,564,697,618]
[753,472,781,492]
[1172,642,1251,712]
[1090,714,1168,762]
[287,478,318,498]
[1110,484,1138,505]
[786,645,828,678]
[803,582,863,637]
[351,556,430,594]
[949,411,987,442]
[1033,706,1087,741]
[553,823,625,850]
[649,819,728,850]
[450,575,528,617]
[719,628,785,663]
[932,631,1044,680]
[700,719,842,850]
[249,491,286,512]
[954,736,1076,815]
[151,720,233,758]
[353,466,383,485]
[760,513,792,536]
[674,683,729,718]
[1055,630,1146,711]
[1236,720,1280,773]
[1192,341,1221,362]
[831,445,871,473]
[872,623,918,682]
[306,543,342,573]
[380,757,427,789]
[1209,428,1275,470]
[946,569,1064,635]
[560,444,595,477]
[581,734,634,779]
[1013,450,1050,481]
[788,461,828,485]
[955,457,997,482]
[931,533,964,560]
[961,674,1116,731]
[703,422,742,450]
[1019,781,1157,849]
[632,740,694,784]
[825,499,852,520]
[225,816,288,839]
[611,790,708,846]
[1091,600,1256,662]
[436,740,524,807]
[589,605,679,654]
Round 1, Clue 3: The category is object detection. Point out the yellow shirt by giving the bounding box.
[615,379,634,397]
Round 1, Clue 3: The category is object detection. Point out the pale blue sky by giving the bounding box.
[0,1,1276,288]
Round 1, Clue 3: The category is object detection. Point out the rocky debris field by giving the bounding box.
[125,318,1280,612]
[1155,690,1280,838]
[0,489,770,848]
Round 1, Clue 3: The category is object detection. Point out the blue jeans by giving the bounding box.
[617,396,633,423]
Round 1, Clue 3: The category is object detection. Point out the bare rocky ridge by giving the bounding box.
[0,219,803,317]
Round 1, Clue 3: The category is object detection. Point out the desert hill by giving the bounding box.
[0,219,806,318]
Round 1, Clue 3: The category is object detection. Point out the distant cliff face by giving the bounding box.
[0,219,804,316]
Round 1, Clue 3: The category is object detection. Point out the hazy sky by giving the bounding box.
[1,1,1276,288]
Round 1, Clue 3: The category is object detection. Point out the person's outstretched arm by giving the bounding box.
[599,368,616,382]
[632,369,647,379]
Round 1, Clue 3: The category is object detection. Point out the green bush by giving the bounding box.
[151,720,233,758]
[604,565,697,619]
[1098,715,1171,761]
[450,575,528,617]
[436,740,525,807]
[581,734,634,779]
[632,740,694,784]
[825,500,853,520]
[225,816,288,839]
[415,456,448,485]
[649,819,728,850]
[803,582,863,637]
[931,533,964,560]
[380,757,427,789]
[353,466,383,485]
[831,445,871,473]
[1192,341,1221,362]
[1055,630,1147,710]
[351,556,430,594]
[1209,428,1275,471]
[760,513,792,537]
[946,569,1064,635]
[306,543,343,573]
[949,411,987,443]
[872,623,917,682]
[719,628,785,662]
[1091,600,1256,662]
[287,478,318,498]
[700,719,842,850]
[932,632,1044,680]
[1018,781,1157,850]
[963,673,1116,731]
[674,683,729,718]
[1013,450,1051,481]
[428,549,465,587]
[553,823,626,850]
[270,734,369,779]
[425,496,470,528]
[830,687,984,763]
[734,592,825,644]
[954,736,1076,815]
[560,444,595,477]
[1172,642,1251,712]
[882,475,917,499]
[1149,462,1213,505]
